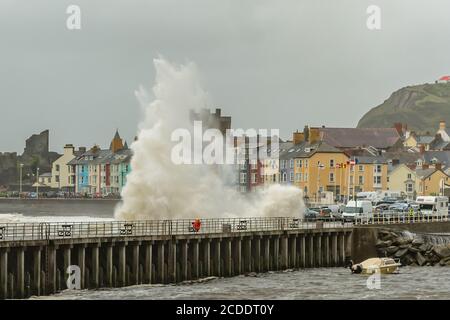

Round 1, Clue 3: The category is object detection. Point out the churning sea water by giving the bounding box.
[31,266,450,300]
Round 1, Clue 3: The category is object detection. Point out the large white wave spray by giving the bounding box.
[114,58,304,220]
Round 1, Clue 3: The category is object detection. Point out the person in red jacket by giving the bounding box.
[192,218,201,232]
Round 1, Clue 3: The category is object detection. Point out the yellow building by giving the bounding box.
[292,141,349,202]
[292,144,389,202]
[387,164,417,199]
[349,156,388,195]
[388,164,450,198]
[416,168,449,196]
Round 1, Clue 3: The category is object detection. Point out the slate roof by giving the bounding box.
[415,168,438,179]
[279,141,343,160]
[382,151,424,165]
[423,151,450,165]
[317,127,401,149]
[416,135,434,144]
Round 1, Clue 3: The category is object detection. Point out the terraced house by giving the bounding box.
[68,130,132,196]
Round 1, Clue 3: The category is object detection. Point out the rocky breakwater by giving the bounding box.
[376,229,450,267]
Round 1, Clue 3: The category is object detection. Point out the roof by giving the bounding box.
[317,127,401,149]
[279,141,343,160]
[382,151,424,165]
[416,135,434,144]
[439,75,450,81]
[415,168,438,179]
[423,151,450,165]
[353,155,387,164]
[39,172,52,177]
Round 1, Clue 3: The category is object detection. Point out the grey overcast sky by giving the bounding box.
[1,0,450,153]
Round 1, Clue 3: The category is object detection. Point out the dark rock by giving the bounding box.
[401,254,415,265]
[395,248,409,258]
[416,252,427,266]
[433,246,450,259]
[399,244,411,249]
[430,255,441,263]
[375,239,393,248]
[418,244,429,252]
[408,246,420,253]
[393,238,412,246]
[386,246,399,254]
[412,238,424,246]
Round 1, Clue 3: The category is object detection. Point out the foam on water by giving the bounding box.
[0,213,114,224]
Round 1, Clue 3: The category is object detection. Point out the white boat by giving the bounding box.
[350,257,401,274]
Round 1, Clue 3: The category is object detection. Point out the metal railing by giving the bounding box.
[0,213,447,242]
[353,211,449,225]
[0,217,351,242]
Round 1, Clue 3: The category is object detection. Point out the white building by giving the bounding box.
[51,144,80,191]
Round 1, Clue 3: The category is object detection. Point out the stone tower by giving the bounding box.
[110,130,124,153]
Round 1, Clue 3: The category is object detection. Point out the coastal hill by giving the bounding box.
[357,82,450,133]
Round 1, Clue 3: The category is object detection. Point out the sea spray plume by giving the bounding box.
[114,58,304,220]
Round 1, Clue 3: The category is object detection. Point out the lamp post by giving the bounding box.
[19,163,24,196]
[36,167,40,199]
[317,162,324,204]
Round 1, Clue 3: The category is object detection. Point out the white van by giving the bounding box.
[342,200,373,221]
[416,196,449,217]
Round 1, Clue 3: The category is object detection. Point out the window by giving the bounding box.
[55,175,60,183]
[56,165,60,172]
[290,172,294,182]
[329,172,334,182]
[374,176,381,184]
[296,159,302,168]
[407,173,412,179]
[295,173,300,182]
[407,183,413,192]
[375,165,382,173]
[304,173,308,182]
[358,165,364,172]
[282,172,287,182]
[304,160,308,168]
[280,160,285,169]
[358,175,364,185]
[290,159,294,169]
[251,173,257,184]
[330,159,334,168]
[240,172,247,183]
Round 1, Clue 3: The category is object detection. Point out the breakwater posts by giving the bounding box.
[0,218,352,299]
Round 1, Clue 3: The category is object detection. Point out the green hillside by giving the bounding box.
[357,82,450,133]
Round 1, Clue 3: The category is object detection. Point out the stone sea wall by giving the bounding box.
[376,229,450,266]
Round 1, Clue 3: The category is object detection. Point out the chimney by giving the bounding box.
[309,128,321,144]
[419,145,425,154]
[440,120,446,131]
[435,163,442,170]
[393,122,403,136]
[293,131,305,145]
[422,164,429,170]
[215,108,221,117]
[392,159,400,166]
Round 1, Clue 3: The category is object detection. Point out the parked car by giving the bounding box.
[304,208,319,221]
[308,207,332,220]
